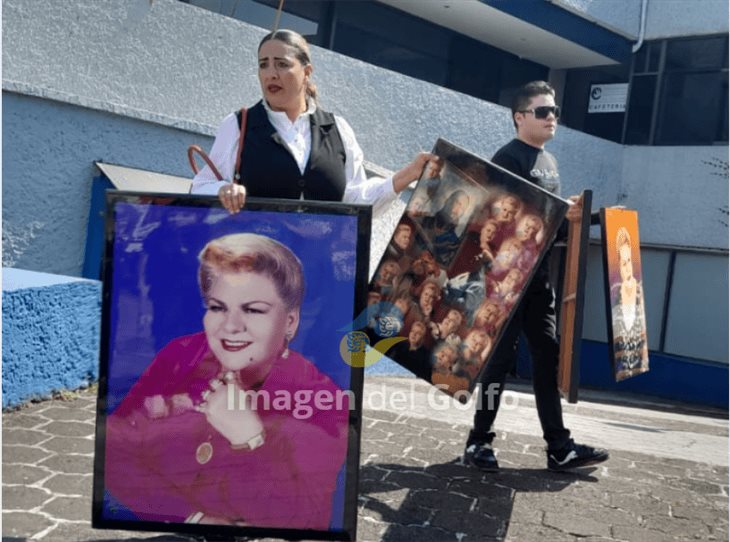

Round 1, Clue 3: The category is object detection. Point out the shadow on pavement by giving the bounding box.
[359,459,597,541]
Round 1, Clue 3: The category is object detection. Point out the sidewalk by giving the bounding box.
[3,376,728,541]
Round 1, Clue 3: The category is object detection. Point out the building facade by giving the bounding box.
[3,0,727,405]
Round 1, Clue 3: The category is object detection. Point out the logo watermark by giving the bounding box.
[225,382,521,419]
[338,302,407,367]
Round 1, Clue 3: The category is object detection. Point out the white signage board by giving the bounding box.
[588,83,629,113]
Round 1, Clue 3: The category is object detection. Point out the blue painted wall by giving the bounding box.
[516,339,728,409]
[2,268,102,407]
[2,92,210,276]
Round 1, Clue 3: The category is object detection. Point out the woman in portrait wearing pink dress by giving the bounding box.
[105,233,349,530]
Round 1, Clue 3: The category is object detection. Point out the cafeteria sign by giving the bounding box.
[588,83,628,113]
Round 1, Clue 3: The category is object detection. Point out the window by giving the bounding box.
[623,35,728,145]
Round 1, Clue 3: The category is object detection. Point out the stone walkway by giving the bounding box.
[2,377,728,541]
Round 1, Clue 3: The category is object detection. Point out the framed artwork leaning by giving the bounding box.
[92,192,371,541]
[367,139,569,400]
[557,190,593,403]
[600,207,650,382]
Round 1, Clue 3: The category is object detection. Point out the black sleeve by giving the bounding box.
[491,152,524,179]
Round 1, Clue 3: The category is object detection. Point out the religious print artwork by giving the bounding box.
[92,193,370,541]
[367,139,569,400]
[600,207,650,382]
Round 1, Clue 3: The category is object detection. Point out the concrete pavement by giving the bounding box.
[2,376,728,541]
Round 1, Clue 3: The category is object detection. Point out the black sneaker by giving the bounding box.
[547,440,609,471]
[463,442,499,472]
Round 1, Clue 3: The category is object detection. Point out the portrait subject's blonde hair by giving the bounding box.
[615,226,632,259]
[198,233,304,311]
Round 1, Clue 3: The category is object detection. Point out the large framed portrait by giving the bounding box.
[367,139,569,400]
[92,193,370,541]
[600,207,650,382]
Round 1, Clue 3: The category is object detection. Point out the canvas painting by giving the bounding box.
[367,139,569,399]
[92,193,369,541]
[600,207,650,381]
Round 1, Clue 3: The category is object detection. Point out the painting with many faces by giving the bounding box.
[92,193,370,541]
[600,208,650,382]
[368,139,569,400]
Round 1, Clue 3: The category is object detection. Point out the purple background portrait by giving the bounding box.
[106,202,358,411]
[103,202,359,529]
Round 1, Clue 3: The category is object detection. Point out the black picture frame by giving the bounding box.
[92,192,371,541]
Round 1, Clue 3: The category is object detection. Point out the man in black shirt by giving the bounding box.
[464,81,609,472]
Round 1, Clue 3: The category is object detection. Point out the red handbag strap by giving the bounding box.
[187,107,247,183]
[187,145,223,180]
[233,108,247,182]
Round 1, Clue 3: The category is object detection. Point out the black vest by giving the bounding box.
[237,102,347,201]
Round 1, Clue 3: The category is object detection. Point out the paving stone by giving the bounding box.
[430,509,506,537]
[40,406,96,422]
[406,445,458,464]
[356,517,387,542]
[2,413,49,429]
[363,497,433,526]
[642,515,710,538]
[42,421,95,438]
[422,461,471,479]
[609,493,669,517]
[363,410,400,423]
[362,439,401,455]
[449,478,512,497]
[10,402,53,415]
[43,473,92,496]
[359,463,392,481]
[461,534,504,542]
[2,464,51,485]
[2,485,52,510]
[506,520,576,541]
[488,469,575,492]
[422,427,466,443]
[406,489,473,511]
[1,511,55,538]
[3,444,54,465]
[363,426,391,441]
[376,453,429,469]
[386,431,440,449]
[612,524,675,542]
[53,396,97,411]
[673,477,726,496]
[685,466,729,483]
[383,469,449,490]
[38,454,93,475]
[543,511,612,538]
[2,428,50,446]
[41,495,92,521]
[372,487,412,509]
[42,436,95,455]
[359,479,402,497]
[672,502,728,524]
[381,523,457,541]
[40,523,194,541]
[512,493,571,515]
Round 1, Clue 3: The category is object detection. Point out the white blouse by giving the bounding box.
[191,101,398,217]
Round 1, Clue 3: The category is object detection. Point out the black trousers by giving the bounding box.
[469,273,571,451]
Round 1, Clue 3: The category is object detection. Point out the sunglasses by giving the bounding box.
[520,106,560,119]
